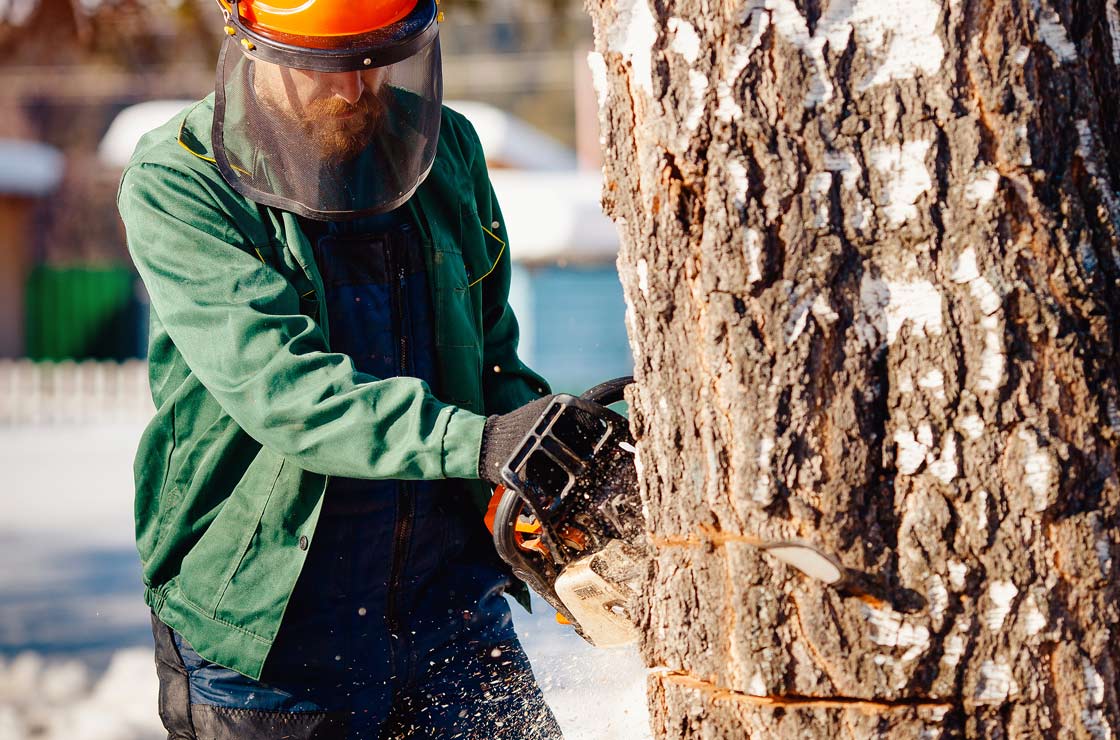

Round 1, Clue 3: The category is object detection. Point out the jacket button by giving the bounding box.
[298,536,309,551]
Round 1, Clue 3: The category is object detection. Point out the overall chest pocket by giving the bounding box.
[431,202,486,349]
[424,201,490,412]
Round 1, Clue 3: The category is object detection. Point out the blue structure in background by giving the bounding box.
[509,264,632,394]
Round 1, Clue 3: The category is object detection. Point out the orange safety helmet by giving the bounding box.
[217,0,440,71]
[238,0,416,40]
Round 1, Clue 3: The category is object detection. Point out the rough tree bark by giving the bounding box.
[585,0,1120,736]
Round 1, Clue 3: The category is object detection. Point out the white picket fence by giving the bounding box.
[0,359,154,425]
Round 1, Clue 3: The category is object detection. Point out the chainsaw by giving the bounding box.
[486,377,647,648]
[486,377,855,648]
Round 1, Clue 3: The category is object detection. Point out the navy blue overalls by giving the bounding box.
[156,209,563,740]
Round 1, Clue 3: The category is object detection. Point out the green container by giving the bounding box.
[25,266,143,360]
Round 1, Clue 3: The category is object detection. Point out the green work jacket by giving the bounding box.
[117,96,548,680]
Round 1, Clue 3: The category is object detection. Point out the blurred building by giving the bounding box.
[0,139,63,357]
[0,0,613,373]
[0,0,216,360]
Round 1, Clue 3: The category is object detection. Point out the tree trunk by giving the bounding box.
[585,0,1120,736]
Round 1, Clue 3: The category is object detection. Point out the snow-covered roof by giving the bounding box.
[443,100,577,171]
[98,98,617,261]
[0,139,64,197]
[97,100,196,169]
[488,170,618,263]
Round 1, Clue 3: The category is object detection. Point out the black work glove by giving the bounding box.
[478,395,556,485]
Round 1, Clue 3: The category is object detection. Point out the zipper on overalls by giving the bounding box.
[386,229,415,652]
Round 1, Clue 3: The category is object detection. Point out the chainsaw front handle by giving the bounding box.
[579,376,632,407]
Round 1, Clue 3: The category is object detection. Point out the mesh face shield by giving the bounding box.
[212,3,442,221]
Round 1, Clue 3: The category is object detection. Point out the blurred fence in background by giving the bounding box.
[0,359,152,426]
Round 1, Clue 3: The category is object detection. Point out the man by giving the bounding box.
[118,1,566,737]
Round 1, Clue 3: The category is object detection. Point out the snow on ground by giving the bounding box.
[513,599,652,740]
[0,424,651,739]
[0,648,162,740]
[0,424,141,546]
[0,603,650,740]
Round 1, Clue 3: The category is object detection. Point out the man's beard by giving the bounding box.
[300,90,382,163]
[259,86,382,164]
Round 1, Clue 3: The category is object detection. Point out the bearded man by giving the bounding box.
[118,2,566,737]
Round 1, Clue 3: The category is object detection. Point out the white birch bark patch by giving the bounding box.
[682,69,709,139]
[862,604,931,662]
[870,141,933,226]
[894,428,928,475]
[964,169,1000,205]
[927,433,957,483]
[728,159,749,209]
[1107,0,1120,66]
[665,17,709,148]
[744,0,944,106]
[975,660,1017,703]
[942,634,965,667]
[808,172,833,228]
[952,247,1006,393]
[859,275,944,347]
[1016,428,1054,512]
[882,279,945,342]
[918,369,945,399]
[753,436,774,504]
[1095,535,1112,578]
[927,575,949,623]
[607,0,657,95]
[1021,594,1047,636]
[587,51,609,109]
[948,560,968,590]
[1080,659,1112,739]
[823,150,862,188]
[811,294,839,324]
[742,226,763,285]
[1038,5,1078,63]
[715,42,754,122]
[667,18,701,63]
[984,580,1018,631]
[957,414,984,440]
[974,488,989,533]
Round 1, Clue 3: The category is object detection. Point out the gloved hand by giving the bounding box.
[478,395,557,485]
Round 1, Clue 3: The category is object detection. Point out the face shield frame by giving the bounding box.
[211,0,444,222]
[220,0,439,73]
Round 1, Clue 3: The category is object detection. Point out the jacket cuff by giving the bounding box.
[441,406,488,479]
